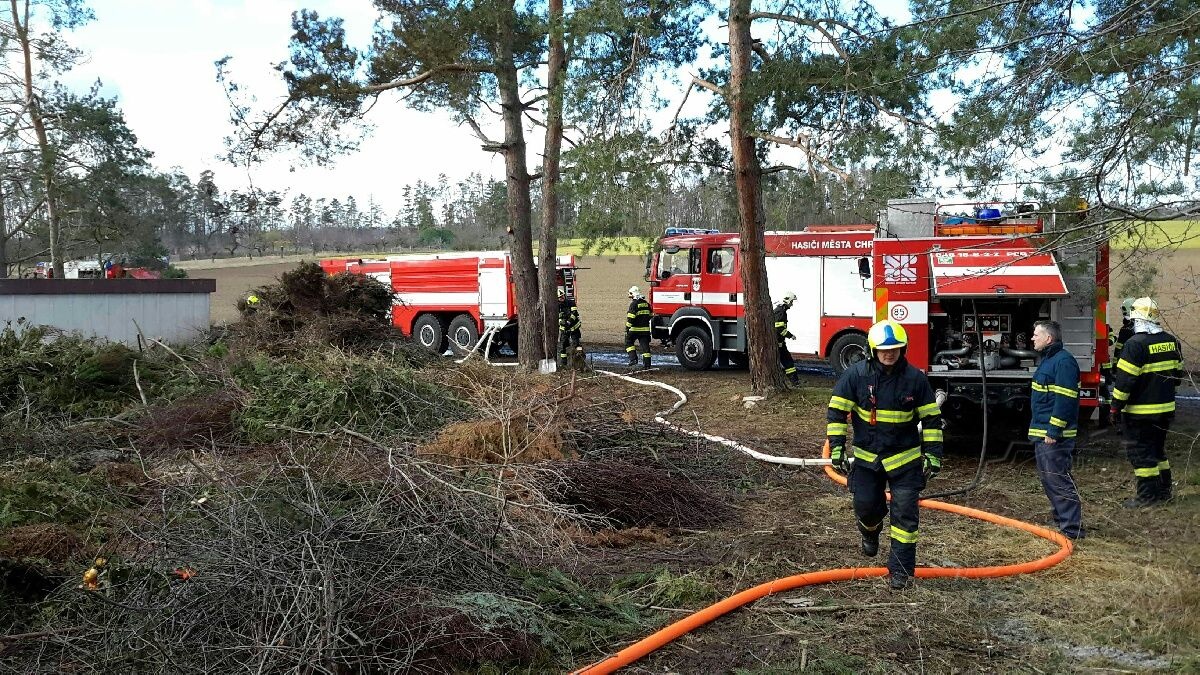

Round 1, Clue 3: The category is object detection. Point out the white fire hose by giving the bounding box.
[597,369,831,467]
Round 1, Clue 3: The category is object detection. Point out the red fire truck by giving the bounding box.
[321,251,578,354]
[647,200,1109,421]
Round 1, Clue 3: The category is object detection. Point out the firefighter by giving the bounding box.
[774,292,800,385]
[238,293,262,316]
[1028,320,1085,540]
[624,286,652,368]
[557,289,582,367]
[1110,297,1184,507]
[1099,299,1136,427]
[826,319,943,590]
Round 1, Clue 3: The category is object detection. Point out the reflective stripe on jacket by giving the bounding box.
[558,299,581,333]
[1112,331,1183,417]
[1028,341,1080,441]
[773,303,793,347]
[626,298,651,332]
[826,357,942,475]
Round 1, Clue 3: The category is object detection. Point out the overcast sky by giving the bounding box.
[63,1,969,216]
[66,0,515,213]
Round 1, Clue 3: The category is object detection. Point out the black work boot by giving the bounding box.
[1124,477,1162,508]
[626,354,637,367]
[888,575,914,591]
[642,356,652,369]
[860,534,879,558]
[1159,469,1173,502]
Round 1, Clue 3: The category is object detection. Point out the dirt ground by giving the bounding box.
[573,368,1200,673]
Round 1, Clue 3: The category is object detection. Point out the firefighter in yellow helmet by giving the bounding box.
[774,292,800,385]
[826,319,943,589]
[1110,298,1184,506]
[624,286,652,368]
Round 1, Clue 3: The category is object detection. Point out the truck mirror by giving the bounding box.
[644,252,653,281]
[857,257,871,279]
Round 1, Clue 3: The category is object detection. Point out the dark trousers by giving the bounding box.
[558,329,580,361]
[625,331,651,366]
[777,344,798,382]
[1033,439,1084,539]
[1122,416,1172,501]
[850,464,924,579]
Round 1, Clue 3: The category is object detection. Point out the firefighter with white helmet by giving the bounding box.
[625,285,652,368]
[774,292,800,385]
[557,288,582,367]
[1111,297,1184,506]
[826,319,943,589]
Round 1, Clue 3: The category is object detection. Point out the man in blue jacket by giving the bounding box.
[1029,320,1084,540]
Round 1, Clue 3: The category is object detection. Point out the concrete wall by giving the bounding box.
[0,279,216,345]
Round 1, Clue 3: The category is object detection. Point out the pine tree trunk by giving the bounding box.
[538,0,566,361]
[12,0,63,278]
[496,1,543,369]
[0,180,8,278]
[729,0,785,394]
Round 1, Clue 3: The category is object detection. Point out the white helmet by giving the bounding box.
[628,285,642,299]
[782,291,797,306]
[1128,297,1160,324]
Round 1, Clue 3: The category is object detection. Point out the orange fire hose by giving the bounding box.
[572,443,1073,674]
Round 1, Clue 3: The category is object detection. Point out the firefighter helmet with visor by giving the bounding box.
[1128,297,1160,324]
[1120,297,1136,320]
[868,320,908,352]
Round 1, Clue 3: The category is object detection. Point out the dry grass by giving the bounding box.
[416,418,569,465]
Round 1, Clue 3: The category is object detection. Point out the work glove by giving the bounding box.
[922,454,942,480]
[830,445,849,473]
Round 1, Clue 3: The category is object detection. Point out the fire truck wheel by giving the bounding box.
[413,314,448,353]
[447,314,480,355]
[676,325,715,371]
[829,332,870,375]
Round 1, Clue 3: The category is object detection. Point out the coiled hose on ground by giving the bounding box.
[573,370,1073,675]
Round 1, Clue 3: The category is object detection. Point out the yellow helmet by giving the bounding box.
[246,294,260,305]
[867,320,908,351]
[1128,297,1160,323]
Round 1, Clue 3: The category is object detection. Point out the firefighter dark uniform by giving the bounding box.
[625,286,652,368]
[827,320,942,588]
[774,292,799,385]
[1028,332,1084,539]
[1111,298,1183,506]
[557,293,582,365]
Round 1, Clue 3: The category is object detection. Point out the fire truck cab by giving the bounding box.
[647,226,876,372]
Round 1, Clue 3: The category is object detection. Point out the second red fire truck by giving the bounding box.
[321,251,578,355]
[646,200,1109,422]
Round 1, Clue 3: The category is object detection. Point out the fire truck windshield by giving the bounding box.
[658,248,700,278]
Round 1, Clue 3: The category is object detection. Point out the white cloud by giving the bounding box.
[64,0,506,213]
